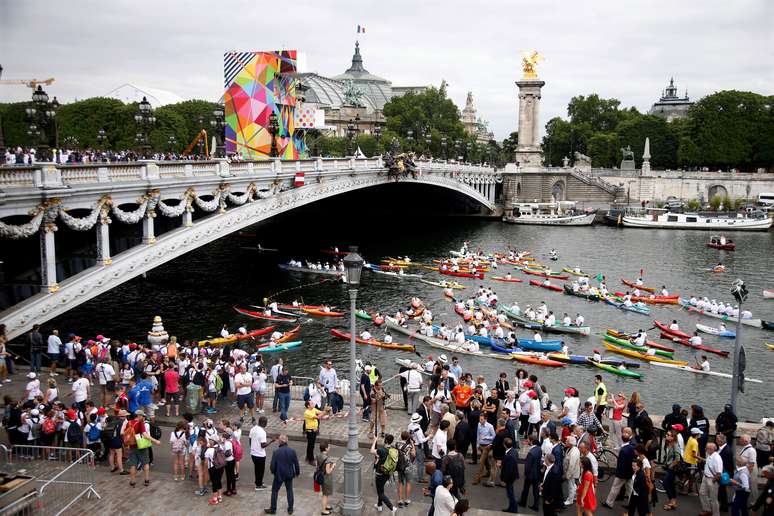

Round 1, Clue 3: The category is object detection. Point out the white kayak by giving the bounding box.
[764,289,774,299]
[696,323,736,338]
[372,269,424,279]
[650,362,762,383]
[679,299,762,328]
[385,318,513,361]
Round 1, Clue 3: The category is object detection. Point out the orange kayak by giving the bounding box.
[303,308,345,317]
[277,325,301,343]
[511,354,565,367]
[329,329,415,351]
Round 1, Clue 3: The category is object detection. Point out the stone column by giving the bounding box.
[142,214,156,245]
[96,207,112,265]
[514,79,545,170]
[40,224,58,292]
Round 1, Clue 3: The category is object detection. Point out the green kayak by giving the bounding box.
[590,360,642,379]
[261,340,302,352]
[603,334,674,358]
[355,309,372,321]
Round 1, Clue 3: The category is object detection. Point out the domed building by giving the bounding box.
[298,41,426,137]
[648,78,693,121]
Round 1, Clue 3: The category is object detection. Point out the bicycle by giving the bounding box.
[593,446,618,483]
[654,462,702,496]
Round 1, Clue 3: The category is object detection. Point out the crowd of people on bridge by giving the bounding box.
[2,146,224,166]
[0,321,772,515]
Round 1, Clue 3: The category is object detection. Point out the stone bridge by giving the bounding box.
[0,158,499,339]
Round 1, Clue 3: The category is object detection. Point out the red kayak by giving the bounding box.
[654,320,691,339]
[491,276,524,283]
[659,333,730,357]
[278,304,333,311]
[528,279,563,292]
[523,269,569,280]
[621,279,656,293]
[440,269,484,280]
[233,306,298,322]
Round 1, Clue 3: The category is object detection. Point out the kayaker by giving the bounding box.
[741,308,753,319]
[532,331,542,343]
[592,349,602,363]
[271,330,283,341]
[220,325,231,339]
[360,330,372,341]
[494,325,505,339]
[636,278,643,286]
[661,286,669,296]
[645,347,656,357]
[633,330,647,347]
[383,333,393,344]
[237,325,248,335]
[692,355,711,372]
[544,312,556,327]
[689,331,703,348]
[505,272,512,280]
[689,296,698,306]
[575,314,585,327]
[669,320,680,332]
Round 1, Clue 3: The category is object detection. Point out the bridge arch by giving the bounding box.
[0,161,498,339]
[708,184,728,200]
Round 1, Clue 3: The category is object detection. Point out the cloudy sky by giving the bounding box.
[1,0,771,139]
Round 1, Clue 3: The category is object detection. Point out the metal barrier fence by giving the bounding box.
[0,445,100,516]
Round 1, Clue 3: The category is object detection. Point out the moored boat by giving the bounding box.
[622,207,772,231]
[504,201,596,226]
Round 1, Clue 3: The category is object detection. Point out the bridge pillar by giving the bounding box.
[142,214,156,245]
[96,208,112,265]
[183,206,193,227]
[39,226,58,292]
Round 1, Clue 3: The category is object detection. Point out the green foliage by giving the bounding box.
[734,197,747,209]
[0,102,33,150]
[616,115,677,169]
[721,195,733,211]
[586,132,619,167]
[709,194,722,211]
[567,94,637,132]
[686,198,702,211]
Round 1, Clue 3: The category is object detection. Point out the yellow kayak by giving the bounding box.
[767,343,774,350]
[562,267,590,277]
[603,342,688,366]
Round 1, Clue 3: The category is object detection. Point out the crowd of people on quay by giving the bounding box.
[1,320,772,515]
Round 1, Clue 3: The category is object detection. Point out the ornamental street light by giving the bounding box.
[424,131,432,158]
[346,117,359,156]
[96,128,107,150]
[196,116,205,157]
[441,136,448,160]
[268,112,279,158]
[373,126,382,156]
[134,96,156,158]
[209,108,225,157]
[406,130,414,152]
[167,135,177,153]
[26,85,58,161]
[342,247,364,516]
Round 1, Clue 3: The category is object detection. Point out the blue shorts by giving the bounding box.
[237,393,254,409]
[49,353,60,364]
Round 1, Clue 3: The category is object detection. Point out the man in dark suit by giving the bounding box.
[453,411,470,459]
[541,453,563,516]
[500,437,520,513]
[717,433,734,511]
[519,434,542,510]
[417,396,432,435]
[265,434,300,514]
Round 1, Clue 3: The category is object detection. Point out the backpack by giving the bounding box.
[230,437,243,461]
[314,459,326,486]
[171,431,186,453]
[87,423,101,442]
[150,422,162,440]
[378,447,399,476]
[67,421,84,443]
[42,417,57,435]
[396,442,412,472]
[213,374,223,393]
[122,421,137,447]
[29,416,42,439]
[303,386,311,402]
[212,445,227,469]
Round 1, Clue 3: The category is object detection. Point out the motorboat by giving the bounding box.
[503,201,596,226]
[622,208,772,231]
[707,235,735,250]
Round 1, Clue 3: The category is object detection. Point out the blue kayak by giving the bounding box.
[516,338,563,352]
[260,340,302,352]
[604,296,651,315]
[490,342,525,354]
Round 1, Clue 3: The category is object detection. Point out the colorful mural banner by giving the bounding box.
[223,50,300,159]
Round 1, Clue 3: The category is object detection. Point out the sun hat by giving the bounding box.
[118,409,130,417]
[134,409,146,417]
[439,355,448,363]
[690,427,703,435]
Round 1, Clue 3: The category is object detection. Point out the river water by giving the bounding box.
[41,190,774,422]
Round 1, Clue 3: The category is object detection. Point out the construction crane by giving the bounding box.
[182,129,209,156]
[0,64,55,89]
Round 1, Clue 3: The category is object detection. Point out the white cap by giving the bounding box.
[27,372,36,379]
[439,354,448,364]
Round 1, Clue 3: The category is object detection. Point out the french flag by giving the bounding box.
[357,24,366,33]
[294,172,305,187]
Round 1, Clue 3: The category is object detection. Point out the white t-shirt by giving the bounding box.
[65,341,76,360]
[249,425,267,457]
[72,377,90,402]
[564,397,580,424]
[400,369,423,392]
[47,334,62,354]
[234,372,252,396]
[95,363,116,385]
[26,379,41,399]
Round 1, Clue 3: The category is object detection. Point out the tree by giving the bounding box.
[616,114,678,169]
[567,94,637,132]
[586,132,618,168]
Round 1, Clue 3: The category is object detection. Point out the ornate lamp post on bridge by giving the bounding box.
[441,136,448,161]
[406,130,414,153]
[424,130,432,158]
[134,96,156,159]
[167,135,177,153]
[268,112,279,158]
[26,85,58,161]
[372,126,382,156]
[346,117,358,156]
[342,247,365,516]
[210,107,225,157]
[96,128,107,150]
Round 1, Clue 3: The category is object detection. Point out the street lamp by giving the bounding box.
[346,118,358,156]
[268,111,279,158]
[134,96,156,158]
[26,85,58,161]
[424,131,432,158]
[342,247,364,516]
[97,128,107,149]
[210,107,225,157]
[441,136,448,161]
[729,279,748,416]
[406,130,414,152]
[167,135,177,153]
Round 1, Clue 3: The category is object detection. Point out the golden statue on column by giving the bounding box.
[521,51,543,79]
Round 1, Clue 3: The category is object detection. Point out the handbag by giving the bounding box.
[136,435,152,449]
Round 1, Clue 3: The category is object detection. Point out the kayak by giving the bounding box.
[543,323,592,336]
[355,309,372,321]
[767,343,774,350]
[603,342,688,366]
[491,276,524,283]
[233,306,298,322]
[528,279,563,292]
[303,307,345,317]
[649,362,762,383]
[621,279,657,293]
[278,303,330,311]
[420,279,465,289]
[603,334,674,358]
[276,325,301,343]
[440,269,484,280]
[523,269,570,280]
[516,338,563,352]
[696,323,736,338]
[563,284,601,302]
[329,328,415,351]
[706,241,735,250]
[562,267,590,277]
[546,353,590,365]
[320,248,348,256]
[260,340,302,352]
[678,299,763,328]
[653,321,691,339]
[605,329,675,352]
[659,333,730,357]
[764,290,774,299]
[612,292,679,305]
[196,326,275,346]
[604,297,651,315]
[589,360,643,379]
[510,354,565,367]
[372,269,424,279]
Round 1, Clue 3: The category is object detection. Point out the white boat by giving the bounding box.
[679,299,763,328]
[278,263,344,277]
[622,208,773,231]
[504,201,596,226]
[695,323,736,338]
[650,362,762,383]
[371,269,423,279]
[764,289,774,299]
